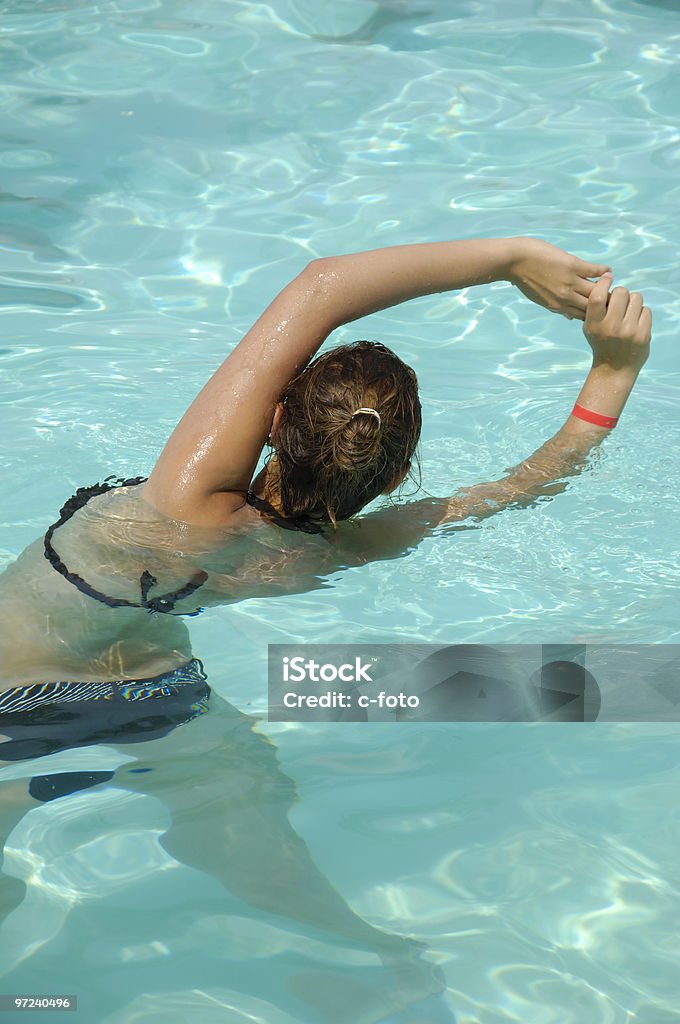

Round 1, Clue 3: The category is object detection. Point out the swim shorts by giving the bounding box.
[0,659,210,802]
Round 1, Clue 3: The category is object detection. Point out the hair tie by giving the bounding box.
[351,407,381,428]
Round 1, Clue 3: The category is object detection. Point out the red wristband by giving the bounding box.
[571,403,619,429]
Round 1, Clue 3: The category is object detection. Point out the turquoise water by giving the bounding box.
[1,0,679,1020]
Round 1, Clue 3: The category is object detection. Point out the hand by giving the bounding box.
[507,237,611,321]
[583,273,652,373]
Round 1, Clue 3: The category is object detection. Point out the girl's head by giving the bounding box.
[271,341,421,526]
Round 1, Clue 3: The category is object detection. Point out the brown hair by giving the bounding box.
[271,341,421,527]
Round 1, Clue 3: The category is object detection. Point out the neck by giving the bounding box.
[250,457,283,514]
[249,458,326,536]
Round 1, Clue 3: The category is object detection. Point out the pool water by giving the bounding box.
[1,0,679,1021]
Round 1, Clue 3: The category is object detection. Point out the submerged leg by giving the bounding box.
[1,689,453,1023]
[116,699,412,954]
[114,699,449,1022]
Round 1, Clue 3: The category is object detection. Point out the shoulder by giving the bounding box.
[138,483,250,530]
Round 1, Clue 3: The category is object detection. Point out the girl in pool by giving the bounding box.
[0,237,651,1023]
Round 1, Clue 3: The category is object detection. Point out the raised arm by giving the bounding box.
[144,238,608,523]
[439,274,651,525]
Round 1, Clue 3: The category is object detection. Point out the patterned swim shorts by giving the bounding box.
[0,659,211,801]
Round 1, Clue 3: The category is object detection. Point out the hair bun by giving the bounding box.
[329,407,382,472]
[276,340,421,524]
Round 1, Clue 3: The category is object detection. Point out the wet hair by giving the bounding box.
[273,341,421,527]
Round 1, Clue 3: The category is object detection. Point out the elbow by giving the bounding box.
[303,255,342,282]
[299,257,345,325]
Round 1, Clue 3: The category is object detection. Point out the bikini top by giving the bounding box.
[43,475,324,616]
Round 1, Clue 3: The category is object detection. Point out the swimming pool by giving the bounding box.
[1,0,679,1020]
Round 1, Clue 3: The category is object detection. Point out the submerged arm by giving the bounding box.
[442,369,632,522]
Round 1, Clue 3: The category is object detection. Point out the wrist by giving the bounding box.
[590,358,643,382]
[588,359,639,388]
[500,237,530,282]
[567,362,638,432]
[442,238,525,286]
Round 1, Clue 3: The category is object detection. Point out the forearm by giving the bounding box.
[443,364,639,522]
[313,238,522,329]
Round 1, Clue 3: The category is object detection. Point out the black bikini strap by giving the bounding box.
[44,531,140,610]
[53,475,148,525]
[44,476,208,615]
[245,490,325,535]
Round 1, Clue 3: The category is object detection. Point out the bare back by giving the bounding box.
[0,482,412,689]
